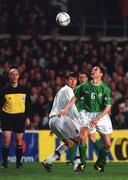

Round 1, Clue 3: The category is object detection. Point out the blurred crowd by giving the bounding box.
[0,0,128,130]
[0,35,128,130]
[0,0,60,35]
[0,0,75,36]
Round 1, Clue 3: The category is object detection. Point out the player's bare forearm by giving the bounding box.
[25,118,31,127]
[64,96,77,111]
[58,96,77,117]
[98,105,111,119]
[89,105,111,128]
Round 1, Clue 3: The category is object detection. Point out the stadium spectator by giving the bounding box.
[28,113,42,130]
[32,95,46,118]
[114,95,128,129]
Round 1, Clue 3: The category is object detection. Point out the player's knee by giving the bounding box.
[64,139,73,148]
[88,136,96,144]
[107,143,111,149]
[15,139,23,146]
[55,150,61,156]
[69,140,75,148]
[79,135,86,144]
[105,141,111,149]
[67,143,73,148]
[3,136,10,145]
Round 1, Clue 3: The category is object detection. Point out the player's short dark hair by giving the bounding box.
[78,70,88,76]
[66,72,78,79]
[99,66,106,75]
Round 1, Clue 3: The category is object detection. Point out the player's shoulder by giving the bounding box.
[0,83,10,93]
[62,85,74,96]
[75,80,86,89]
[18,85,30,93]
[101,82,111,90]
[61,85,70,89]
[18,85,27,90]
[62,85,73,92]
[77,80,89,88]
[57,85,73,97]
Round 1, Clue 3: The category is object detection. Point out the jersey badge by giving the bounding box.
[85,91,89,93]
[22,96,26,102]
[99,93,103,97]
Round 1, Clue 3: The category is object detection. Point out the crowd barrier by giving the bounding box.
[0,130,128,162]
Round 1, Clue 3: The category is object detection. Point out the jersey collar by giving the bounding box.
[90,80,103,86]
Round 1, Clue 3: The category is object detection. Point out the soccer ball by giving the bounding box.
[56,12,71,27]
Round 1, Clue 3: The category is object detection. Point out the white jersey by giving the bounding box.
[49,85,80,119]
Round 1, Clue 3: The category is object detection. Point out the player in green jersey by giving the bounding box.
[69,71,105,171]
[68,71,106,171]
[67,71,89,166]
[59,66,113,172]
[78,71,88,84]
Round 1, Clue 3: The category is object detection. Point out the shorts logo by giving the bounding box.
[85,91,89,93]
[105,97,110,100]
[80,97,84,100]
[99,93,103,97]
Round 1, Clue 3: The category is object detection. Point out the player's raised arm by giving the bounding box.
[58,96,77,117]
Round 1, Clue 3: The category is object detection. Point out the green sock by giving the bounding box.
[69,144,77,163]
[79,143,87,164]
[94,139,103,153]
[96,147,109,166]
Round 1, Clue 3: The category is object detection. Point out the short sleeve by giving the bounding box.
[103,87,112,105]
[74,84,83,99]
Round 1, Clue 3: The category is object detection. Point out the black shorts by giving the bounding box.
[1,113,26,133]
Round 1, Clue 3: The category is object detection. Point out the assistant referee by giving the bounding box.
[0,68,31,168]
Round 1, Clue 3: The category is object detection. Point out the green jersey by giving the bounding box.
[74,81,112,112]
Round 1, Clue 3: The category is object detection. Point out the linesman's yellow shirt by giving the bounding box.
[0,84,31,116]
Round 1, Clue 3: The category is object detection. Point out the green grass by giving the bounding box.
[0,162,128,180]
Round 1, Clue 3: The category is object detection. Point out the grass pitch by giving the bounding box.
[0,162,128,180]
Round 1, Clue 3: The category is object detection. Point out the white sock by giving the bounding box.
[56,143,68,154]
[74,146,81,170]
[75,145,80,157]
[46,144,68,164]
[74,158,81,171]
[46,153,58,164]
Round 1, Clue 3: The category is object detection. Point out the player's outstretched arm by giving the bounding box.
[58,96,77,117]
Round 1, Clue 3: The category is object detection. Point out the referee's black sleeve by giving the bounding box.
[0,88,5,119]
[25,88,32,118]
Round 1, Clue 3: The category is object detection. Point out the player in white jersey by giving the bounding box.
[49,74,81,141]
[42,72,87,172]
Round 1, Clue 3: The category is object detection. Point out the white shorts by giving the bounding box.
[79,110,113,134]
[49,115,80,140]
